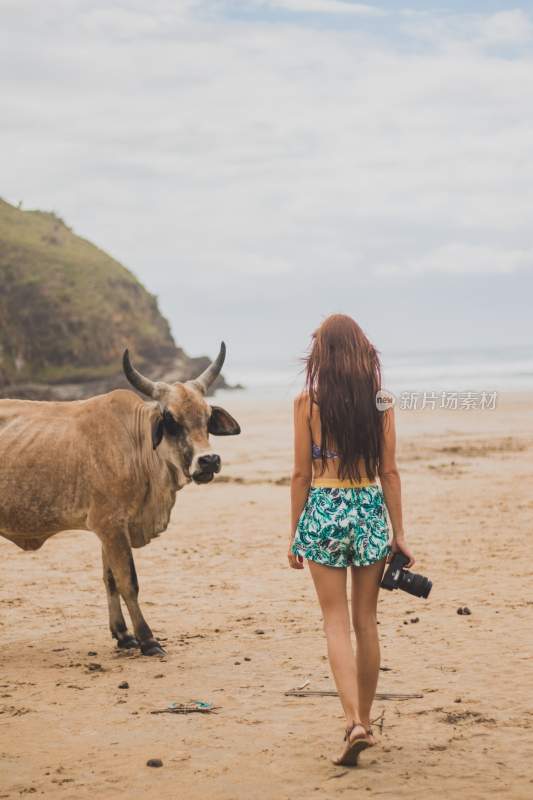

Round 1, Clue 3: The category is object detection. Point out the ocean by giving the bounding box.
[218,345,533,400]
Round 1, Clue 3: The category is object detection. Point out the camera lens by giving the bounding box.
[399,570,432,599]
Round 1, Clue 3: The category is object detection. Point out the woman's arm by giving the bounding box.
[378,406,415,567]
[288,394,313,569]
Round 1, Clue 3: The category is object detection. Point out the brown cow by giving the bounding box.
[0,343,240,655]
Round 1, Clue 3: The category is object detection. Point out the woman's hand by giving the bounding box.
[388,536,415,568]
[288,542,304,569]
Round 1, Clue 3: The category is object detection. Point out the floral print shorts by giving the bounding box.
[291,486,391,568]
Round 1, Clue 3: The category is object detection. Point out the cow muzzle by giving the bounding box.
[192,453,221,484]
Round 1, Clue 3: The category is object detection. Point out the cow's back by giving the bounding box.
[0,398,93,544]
[0,392,146,547]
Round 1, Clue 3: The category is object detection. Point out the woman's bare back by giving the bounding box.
[307,398,372,483]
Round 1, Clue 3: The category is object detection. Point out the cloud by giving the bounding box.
[80,9,166,38]
[399,7,533,51]
[1,1,532,361]
[477,10,533,47]
[252,0,385,16]
[377,244,533,277]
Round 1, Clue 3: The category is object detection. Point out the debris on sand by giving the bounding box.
[151,700,221,715]
[146,759,163,768]
[0,705,33,717]
[457,607,472,615]
[371,709,386,734]
[327,770,349,780]
[442,709,495,725]
[118,681,129,689]
[85,663,104,673]
[285,688,423,700]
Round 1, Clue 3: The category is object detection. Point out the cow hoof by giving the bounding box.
[141,641,166,657]
[117,635,140,650]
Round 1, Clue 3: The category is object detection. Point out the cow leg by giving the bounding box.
[102,547,139,649]
[101,533,165,656]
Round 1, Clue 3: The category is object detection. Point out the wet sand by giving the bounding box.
[1,391,532,799]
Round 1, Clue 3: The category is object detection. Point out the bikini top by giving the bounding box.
[312,441,339,460]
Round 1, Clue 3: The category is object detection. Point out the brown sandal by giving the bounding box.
[332,722,371,767]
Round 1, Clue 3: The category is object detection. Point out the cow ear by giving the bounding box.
[208,405,241,436]
[152,415,164,449]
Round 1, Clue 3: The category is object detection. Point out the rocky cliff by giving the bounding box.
[0,199,227,399]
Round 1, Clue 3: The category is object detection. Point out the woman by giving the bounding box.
[288,314,415,766]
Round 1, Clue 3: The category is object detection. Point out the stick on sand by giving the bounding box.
[284,689,423,700]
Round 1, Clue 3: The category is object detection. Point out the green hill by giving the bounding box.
[0,198,178,390]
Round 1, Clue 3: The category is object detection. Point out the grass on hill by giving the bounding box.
[0,198,176,387]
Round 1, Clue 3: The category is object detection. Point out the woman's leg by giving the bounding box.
[308,561,361,727]
[350,557,387,731]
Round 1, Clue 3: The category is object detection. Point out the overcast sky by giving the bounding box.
[2,0,532,377]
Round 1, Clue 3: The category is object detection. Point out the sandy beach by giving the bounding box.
[1,390,532,799]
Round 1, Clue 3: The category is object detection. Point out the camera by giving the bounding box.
[380,552,432,599]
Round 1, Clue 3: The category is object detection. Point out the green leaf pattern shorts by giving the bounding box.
[291,486,391,568]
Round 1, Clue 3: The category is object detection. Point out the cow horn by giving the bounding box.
[189,341,226,394]
[123,349,160,398]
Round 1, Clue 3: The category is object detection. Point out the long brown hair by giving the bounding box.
[305,314,383,482]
